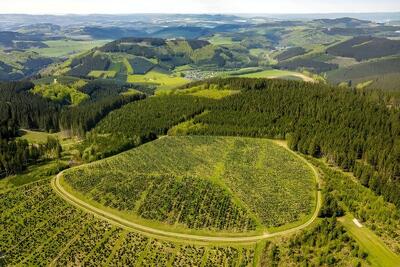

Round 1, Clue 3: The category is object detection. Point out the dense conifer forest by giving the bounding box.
[0,81,143,176]
[0,81,61,131]
[60,94,145,137]
[182,78,400,207]
[0,81,63,176]
[77,95,213,161]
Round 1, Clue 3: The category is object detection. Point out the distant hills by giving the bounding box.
[1,14,400,90]
[60,37,256,79]
[313,17,374,28]
[327,36,400,61]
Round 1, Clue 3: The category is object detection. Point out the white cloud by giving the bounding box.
[1,0,399,14]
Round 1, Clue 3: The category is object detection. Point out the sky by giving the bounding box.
[1,0,400,15]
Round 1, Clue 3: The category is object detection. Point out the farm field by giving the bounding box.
[62,136,317,235]
[31,40,110,58]
[0,180,257,266]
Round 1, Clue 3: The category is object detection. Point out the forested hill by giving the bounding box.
[183,78,400,208]
[0,81,61,132]
[87,78,400,209]
[0,80,144,177]
[0,81,63,177]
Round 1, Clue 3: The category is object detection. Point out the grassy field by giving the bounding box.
[63,136,316,234]
[18,129,59,144]
[327,56,359,68]
[234,69,314,82]
[120,88,143,96]
[188,89,239,99]
[88,70,117,78]
[0,180,257,266]
[249,48,267,57]
[279,28,343,48]
[31,39,110,58]
[0,160,67,193]
[208,35,235,45]
[18,129,78,150]
[122,58,133,74]
[127,70,189,90]
[338,214,400,267]
[156,85,240,99]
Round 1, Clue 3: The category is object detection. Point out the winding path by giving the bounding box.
[51,148,321,244]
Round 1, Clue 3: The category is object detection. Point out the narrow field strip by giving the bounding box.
[338,214,400,267]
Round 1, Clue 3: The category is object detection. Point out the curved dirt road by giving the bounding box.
[52,155,321,244]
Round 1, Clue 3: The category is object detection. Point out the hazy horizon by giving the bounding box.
[1,12,400,15]
[2,0,400,15]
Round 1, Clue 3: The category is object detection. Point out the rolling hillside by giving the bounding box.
[58,37,257,84]
[327,56,400,89]
[326,36,400,61]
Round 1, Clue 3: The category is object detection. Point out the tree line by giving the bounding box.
[60,93,145,137]
[0,135,62,178]
[0,81,61,131]
[77,95,213,162]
